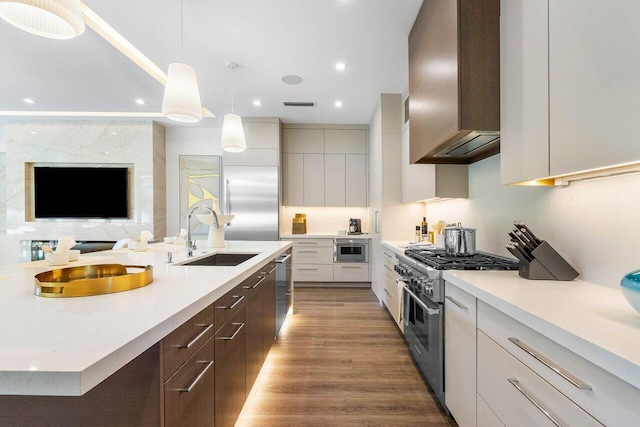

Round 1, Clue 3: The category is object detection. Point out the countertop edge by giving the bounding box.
[443,271,640,391]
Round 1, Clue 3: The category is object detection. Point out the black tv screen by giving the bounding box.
[34,166,130,219]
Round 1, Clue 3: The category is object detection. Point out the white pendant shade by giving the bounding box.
[221,113,247,152]
[0,0,85,39]
[162,62,203,124]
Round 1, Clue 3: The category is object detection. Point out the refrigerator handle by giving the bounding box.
[374,210,380,233]
[225,179,231,216]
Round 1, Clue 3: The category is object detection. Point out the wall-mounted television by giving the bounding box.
[33,166,131,219]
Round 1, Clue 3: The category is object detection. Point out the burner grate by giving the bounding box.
[405,249,518,270]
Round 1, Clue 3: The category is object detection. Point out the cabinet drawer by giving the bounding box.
[215,283,246,331]
[478,301,640,426]
[293,264,333,282]
[478,331,603,427]
[382,248,397,271]
[163,304,215,379]
[164,337,215,427]
[293,246,334,264]
[384,266,399,299]
[333,263,370,282]
[477,394,504,427]
[292,238,334,247]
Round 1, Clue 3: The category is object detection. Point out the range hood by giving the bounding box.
[413,130,501,164]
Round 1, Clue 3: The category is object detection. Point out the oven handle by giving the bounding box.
[400,282,440,316]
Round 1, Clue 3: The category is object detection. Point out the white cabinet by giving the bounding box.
[500,0,640,184]
[223,118,281,167]
[402,120,468,203]
[333,263,370,282]
[282,126,368,207]
[477,301,640,426]
[291,238,334,282]
[444,283,477,427]
[382,247,402,330]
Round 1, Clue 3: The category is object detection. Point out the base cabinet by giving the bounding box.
[444,283,477,427]
[244,273,265,396]
[164,337,215,427]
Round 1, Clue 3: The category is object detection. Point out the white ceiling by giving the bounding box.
[0,0,423,128]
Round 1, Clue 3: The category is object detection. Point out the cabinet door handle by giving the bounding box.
[445,295,468,311]
[383,251,394,259]
[384,288,392,296]
[243,276,266,290]
[508,337,592,390]
[298,241,318,245]
[217,322,245,340]
[174,323,214,349]
[298,268,318,271]
[173,360,214,393]
[374,211,380,233]
[507,378,562,427]
[384,264,393,272]
[217,294,245,310]
[341,266,361,269]
[297,250,318,253]
[266,266,278,275]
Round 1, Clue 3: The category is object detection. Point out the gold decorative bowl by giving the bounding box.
[35,264,153,298]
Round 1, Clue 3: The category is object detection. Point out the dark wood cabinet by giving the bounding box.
[261,262,278,356]
[164,337,215,427]
[215,307,247,427]
[244,272,266,396]
[408,0,500,164]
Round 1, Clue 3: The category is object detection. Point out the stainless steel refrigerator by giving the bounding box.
[222,165,279,241]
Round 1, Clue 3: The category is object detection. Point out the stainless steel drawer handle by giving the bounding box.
[297,250,318,253]
[217,322,245,340]
[341,266,361,269]
[298,268,318,271]
[298,242,318,245]
[174,323,214,349]
[384,288,392,296]
[217,294,245,310]
[508,337,592,390]
[266,266,278,274]
[384,264,393,272]
[244,277,266,290]
[383,252,393,259]
[173,360,214,393]
[445,295,468,311]
[508,378,562,427]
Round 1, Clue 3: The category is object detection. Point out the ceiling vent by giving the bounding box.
[283,101,316,107]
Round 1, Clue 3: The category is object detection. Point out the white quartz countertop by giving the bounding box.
[280,233,372,239]
[0,240,292,396]
[443,270,640,391]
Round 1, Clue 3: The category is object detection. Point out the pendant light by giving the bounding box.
[162,0,202,123]
[0,0,85,39]
[221,61,247,153]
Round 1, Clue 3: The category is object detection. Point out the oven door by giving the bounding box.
[333,239,368,263]
[402,283,445,408]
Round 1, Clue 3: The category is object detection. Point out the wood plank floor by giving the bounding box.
[235,287,458,427]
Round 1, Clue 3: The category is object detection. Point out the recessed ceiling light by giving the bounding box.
[335,101,343,108]
[281,75,303,85]
[253,100,262,107]
[110,131,118,135]
[335,62,347,71]
[29,131,37,134]
[135,99,146,105]
[23,98,37,104]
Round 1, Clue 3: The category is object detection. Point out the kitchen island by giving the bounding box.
[0,240,291,425]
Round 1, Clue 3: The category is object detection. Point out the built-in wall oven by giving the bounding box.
[334,238,369,263]
[396,248,519,412]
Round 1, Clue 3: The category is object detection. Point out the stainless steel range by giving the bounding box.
[396,248,518,410]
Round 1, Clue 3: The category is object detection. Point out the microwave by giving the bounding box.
[334,238,369,263]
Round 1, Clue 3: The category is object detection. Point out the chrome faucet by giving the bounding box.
[186,205,219,257]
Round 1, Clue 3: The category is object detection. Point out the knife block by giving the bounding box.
[519,241,579,281]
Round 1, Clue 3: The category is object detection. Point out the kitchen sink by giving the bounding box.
[178,253,258,267]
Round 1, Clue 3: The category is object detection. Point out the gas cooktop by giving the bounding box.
[404,248,519,271]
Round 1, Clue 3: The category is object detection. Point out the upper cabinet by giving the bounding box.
[408,0,501,165]
[500,0,640,184]
[223,117,281,167]
[282,125,368,207]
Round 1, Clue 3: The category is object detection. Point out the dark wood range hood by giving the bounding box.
[408,0,501,165]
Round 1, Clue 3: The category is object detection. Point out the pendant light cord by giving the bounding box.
[180,0,184,60]
[231,68,235,113]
